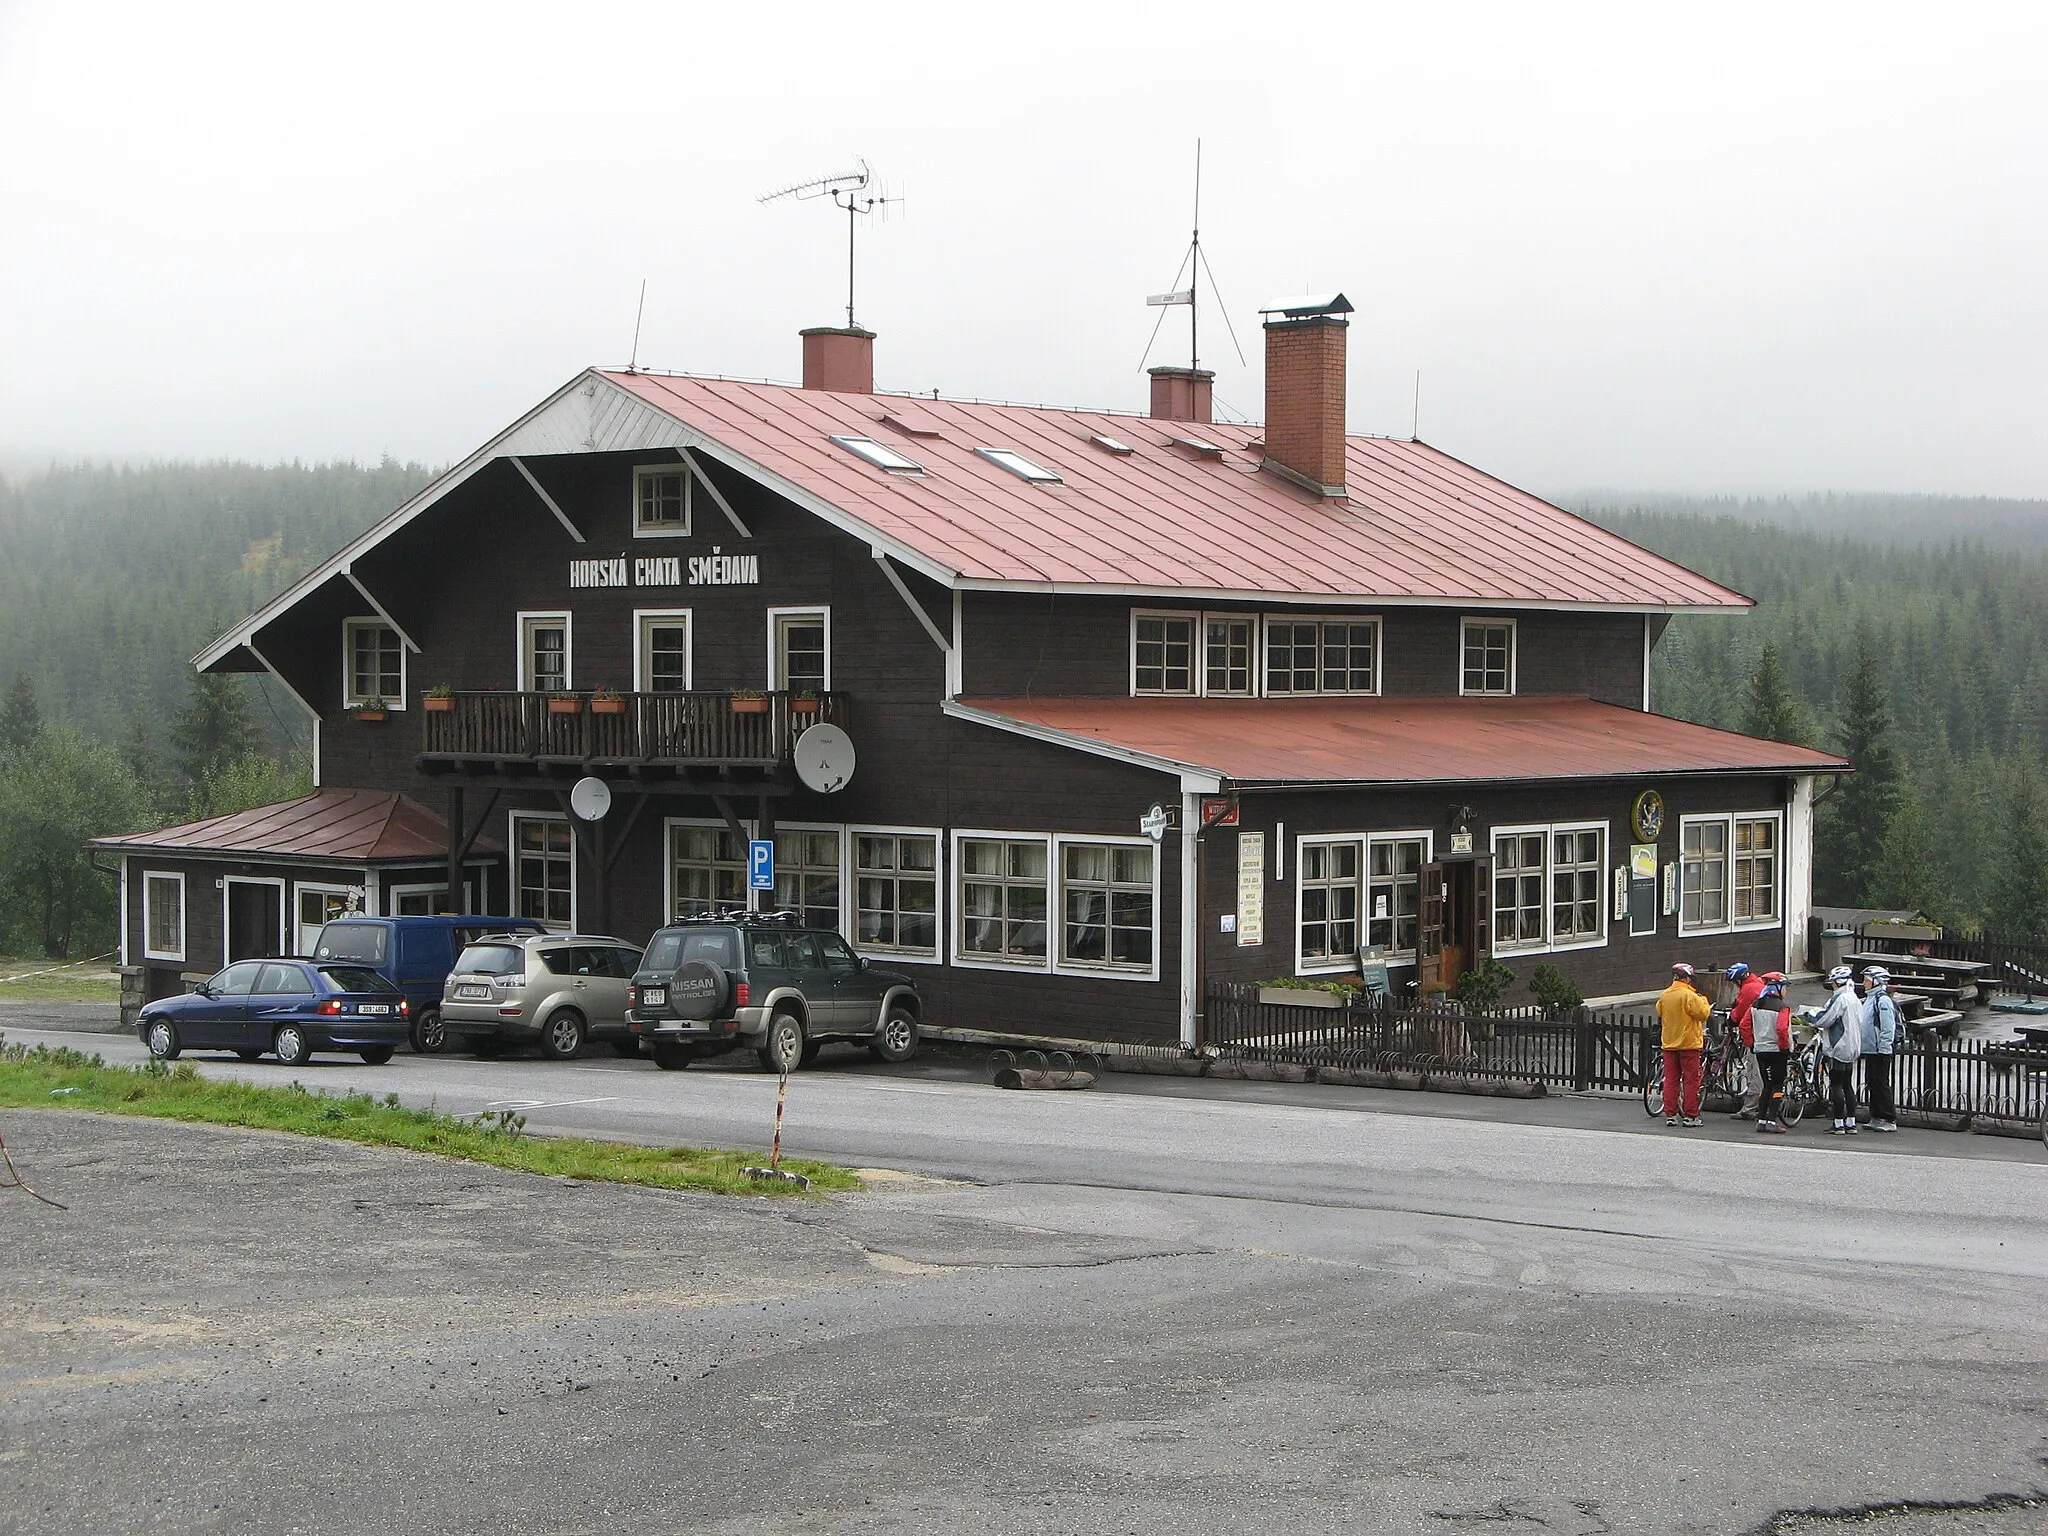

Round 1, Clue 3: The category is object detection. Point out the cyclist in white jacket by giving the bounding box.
[1812,965,1865,1136]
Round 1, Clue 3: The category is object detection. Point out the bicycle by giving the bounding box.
[1772,1035,1826,1128]
[1640,1025,1749,1118]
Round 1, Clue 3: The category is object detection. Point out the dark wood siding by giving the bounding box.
[1201,773,1792,1006]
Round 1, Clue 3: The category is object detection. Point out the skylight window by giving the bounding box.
[829,435,924,473]
[1089,434,1135,456]
[1171,435,1225,458]
[974,447,1062,484]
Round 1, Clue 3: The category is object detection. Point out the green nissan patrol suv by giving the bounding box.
[627,911,922,1073]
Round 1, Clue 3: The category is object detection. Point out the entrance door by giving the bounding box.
[225,880,284,963]
[1418,858,1491,990]
[772,611,828,693]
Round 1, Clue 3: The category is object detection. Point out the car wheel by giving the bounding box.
[871,1006,920,1064]
[611,1037,644,1058]
[273,1025,313,1067]
[653,1043,695,1072]
[757,1011,806,1074]
[359,1046,395,1065]
[145,1018,181,1060]
[411,1007,446,1055]
[542,1010,586,1061]
[235,1049,262,1063]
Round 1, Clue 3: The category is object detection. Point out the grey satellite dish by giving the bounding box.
[793,723,855,794]
[569,776,612,821]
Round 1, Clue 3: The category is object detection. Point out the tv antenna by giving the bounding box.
[1139,139,1246,376]
[760,157,902,330]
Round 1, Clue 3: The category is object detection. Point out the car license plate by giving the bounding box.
[455,985,490,1000]
[358,1004,391,1015]
[642,987,666,1006]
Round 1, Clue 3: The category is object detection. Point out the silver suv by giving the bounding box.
[440,934,644,1060]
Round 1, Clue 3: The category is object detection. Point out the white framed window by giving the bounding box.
[295,883,355,955]
[388,881,478,918]
[1265,617,1380,695]
[517,612,572,694]
[1365,834,1430,956]
[1203,616,1255,696]
[1132,612,1197,695]
[1297,837,1362,971]
[632,463,691,538]
[768,608,830,693]
[668,819,750,918]
[1461,618,1516,696]
[953,831,1051,971]
[1054,836,1158,980]
[1492,821,1608,952]
[512,813,574,928]
[773,825,844,932]
[634,610,693,693]
[143,871,185,962]
[344,619,405,708]
[1681,811,1781,932]
[852,827,942,962]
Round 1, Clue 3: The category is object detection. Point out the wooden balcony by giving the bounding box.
[416,690,848,776]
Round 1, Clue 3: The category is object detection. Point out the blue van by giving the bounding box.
[312,914,549,1053]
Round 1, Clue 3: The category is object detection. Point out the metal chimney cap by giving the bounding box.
[1257,293,1354,319]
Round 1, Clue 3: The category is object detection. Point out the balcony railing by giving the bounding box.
[419,691,847,767]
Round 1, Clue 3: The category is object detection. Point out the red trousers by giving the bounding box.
[1662,1047,1703,1118]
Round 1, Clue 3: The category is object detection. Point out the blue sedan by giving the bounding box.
[137,959,413,1066]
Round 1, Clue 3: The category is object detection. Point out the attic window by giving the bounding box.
[830,435,924,474]
[974,448,1062,484]
[879,410,945,439]
[1089,434,1135,456]
[1171,435,1225,458]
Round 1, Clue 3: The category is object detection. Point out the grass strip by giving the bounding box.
[0,960,121,1003]
[0,1037,857,1197]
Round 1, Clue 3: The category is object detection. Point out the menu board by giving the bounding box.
[1236,832,1265,947]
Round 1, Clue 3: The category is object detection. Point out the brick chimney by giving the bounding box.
[799,326,875,393]
[1147,366,1214,424]
[1259,294,1354,497]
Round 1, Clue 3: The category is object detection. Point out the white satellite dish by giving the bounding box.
[569,776,613,821]
[792,723,856,794]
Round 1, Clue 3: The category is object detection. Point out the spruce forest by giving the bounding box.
[1,464,2044,957]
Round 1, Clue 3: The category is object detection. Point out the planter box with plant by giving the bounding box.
[547,693,583,715]
[790,690,820,716]
[350,698,389,723]
[730,691,768,715]
[591,687,626,716]
[423,686,455,713]
[1257,977,1354,1009]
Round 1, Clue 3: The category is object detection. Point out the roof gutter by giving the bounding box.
[1225,764,1851,793]
[947,577,1750,615]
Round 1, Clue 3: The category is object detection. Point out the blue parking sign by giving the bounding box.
[748,839,775,891]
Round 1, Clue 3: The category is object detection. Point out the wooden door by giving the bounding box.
[1419,863,1446,983]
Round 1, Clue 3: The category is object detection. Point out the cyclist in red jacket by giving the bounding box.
[1726,962,1767,1120]
[1748,973,1794,1133]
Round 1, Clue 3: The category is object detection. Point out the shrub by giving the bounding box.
[1530,963,1585,1015]
[1452,957,1516,1013]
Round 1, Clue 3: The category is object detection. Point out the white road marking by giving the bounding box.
[480,1096,618,1111]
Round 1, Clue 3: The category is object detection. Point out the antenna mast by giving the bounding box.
[760,158,900,330]
[1140,139,1245,376]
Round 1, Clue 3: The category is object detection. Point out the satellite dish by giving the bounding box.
[793,724,856,794]
[569,776,612,822]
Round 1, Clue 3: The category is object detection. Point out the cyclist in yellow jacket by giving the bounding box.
[1657,962,1713,1126]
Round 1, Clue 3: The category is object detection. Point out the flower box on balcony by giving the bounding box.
[548,696,583,715]
[423,694,455,713]
[790,694,821,716]
[730,694,768,715]
[351,707,388,724]
[591,698,626,716]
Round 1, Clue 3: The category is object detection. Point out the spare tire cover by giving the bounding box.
[665,960,730,1021]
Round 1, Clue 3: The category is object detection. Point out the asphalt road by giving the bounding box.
[2,1026,2044,1534]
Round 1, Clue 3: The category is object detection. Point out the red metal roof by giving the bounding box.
[953,696,1848,786]
[93,790,488,863]
[602,372,1750,611]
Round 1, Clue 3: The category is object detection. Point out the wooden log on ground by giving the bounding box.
[1895,1107,1971,1132]
[1100,1055,1209,1077]
[993,1066,1098,1091]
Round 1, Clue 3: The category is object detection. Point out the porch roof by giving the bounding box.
[92,790,489,864]
[948,695,1850,788]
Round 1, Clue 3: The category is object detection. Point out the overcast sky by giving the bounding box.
[3,1,2044,498]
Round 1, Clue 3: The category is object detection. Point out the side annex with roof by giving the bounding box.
[102,303,1847,1042]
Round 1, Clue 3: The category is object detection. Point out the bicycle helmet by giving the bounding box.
[1760,971,1786,984]
[1861,965,1890,989]
[1726,961,1750,980]
[1827,965,1854,986]
[1759,979,1786,999]
[1671,962,1696,979]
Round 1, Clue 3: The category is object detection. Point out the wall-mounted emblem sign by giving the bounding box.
[1631,789,1666,841]
[569,548,760,590]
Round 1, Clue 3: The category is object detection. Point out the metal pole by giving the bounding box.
[770,1071,788,1171]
